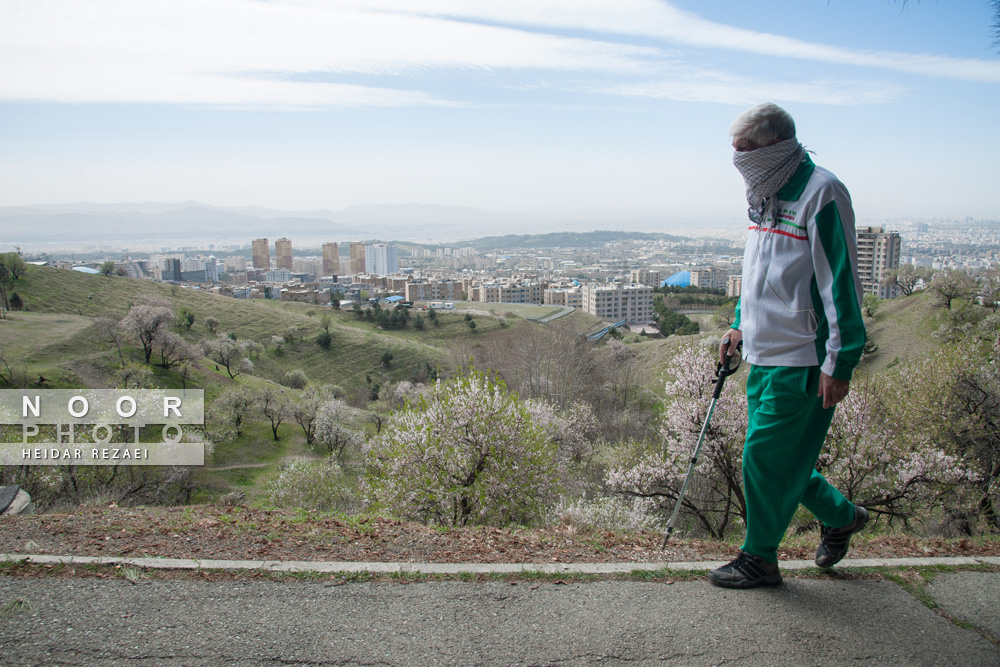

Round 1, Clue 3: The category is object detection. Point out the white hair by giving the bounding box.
[729,102,797,147]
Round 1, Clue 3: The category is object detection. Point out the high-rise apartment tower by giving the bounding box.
[251,238,270,270]
[275,238,293,271]
[365,243,399,276]
[322,242,340,276]
[349,242,366,275]
[855,226,901,299]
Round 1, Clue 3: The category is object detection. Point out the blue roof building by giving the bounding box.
[662,271,691,287]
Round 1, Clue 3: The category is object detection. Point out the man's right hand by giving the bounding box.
[720,328,743,365]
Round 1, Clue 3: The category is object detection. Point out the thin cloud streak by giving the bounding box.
[600,75,910,107]
[380,0,1000,84]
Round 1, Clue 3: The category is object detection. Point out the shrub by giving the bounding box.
[363,369,559,526]
[553,495,663,532]
[281,369,308,389]
[265,458,357,512]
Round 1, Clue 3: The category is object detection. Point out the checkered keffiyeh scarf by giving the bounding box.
[732,137,806,224]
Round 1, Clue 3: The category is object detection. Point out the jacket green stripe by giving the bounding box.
[812,200,865,379]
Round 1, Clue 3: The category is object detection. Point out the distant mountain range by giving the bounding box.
[0,201,496,244]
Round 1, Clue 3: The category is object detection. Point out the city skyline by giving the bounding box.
[2,1,998,228]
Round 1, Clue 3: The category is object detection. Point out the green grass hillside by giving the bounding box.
[857,289,946,374]
[0,265,520,392]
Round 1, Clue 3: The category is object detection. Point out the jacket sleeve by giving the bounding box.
[810,192,866,381]
[732,297,741,330]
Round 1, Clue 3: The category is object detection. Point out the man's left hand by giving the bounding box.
[818,372,850,409]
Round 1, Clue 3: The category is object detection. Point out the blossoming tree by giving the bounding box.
[606,345,748,538]
[363,369,559,526]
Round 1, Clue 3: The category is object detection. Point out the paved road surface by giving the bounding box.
[2,572,998,666]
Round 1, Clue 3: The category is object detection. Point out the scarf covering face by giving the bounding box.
[732,137,805,224]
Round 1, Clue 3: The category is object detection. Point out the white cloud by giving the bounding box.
[374,0,1000,84]
[0,0,663,107]
[4,64,450,110]
[1,0,995,109]
[598,73,910,107]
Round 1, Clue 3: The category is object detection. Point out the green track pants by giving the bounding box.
[741,365,856,563]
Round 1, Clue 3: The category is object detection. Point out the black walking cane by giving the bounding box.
[661,339,743,549]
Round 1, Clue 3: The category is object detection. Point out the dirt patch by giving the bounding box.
[2,505,998,565]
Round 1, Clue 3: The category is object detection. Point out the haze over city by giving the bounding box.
[1,0,999,244]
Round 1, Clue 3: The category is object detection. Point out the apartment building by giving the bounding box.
[689,268,729,291]
[364,244,399,276]
[224,256,247,272]
[160,258,182,282]
[405,280,464,302]
[252,238,270,270]
[582,283,654,324]
[726,275,742,298]
[350,242,366,274]
[180,257,214,283]
[264,269,292,283]
[322,242,340,276]
[856,226,902,298]
[292,258,322,280]
[472,281,544,304]
[275,238,293,271]
[544,288,583,308]
[384,275,410,292]
[630,268,663,287]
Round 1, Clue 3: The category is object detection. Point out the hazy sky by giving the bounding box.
[1,0,998,225]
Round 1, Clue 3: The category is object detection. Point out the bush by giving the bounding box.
[363,369,560,526]
[281,369,308,389]
[265,458,357,512]
[553,496,663,532]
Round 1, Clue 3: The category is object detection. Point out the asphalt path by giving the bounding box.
[2,572,998,666]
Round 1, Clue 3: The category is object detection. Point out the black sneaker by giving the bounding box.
[815,504,869,568]
[707,551,782,589]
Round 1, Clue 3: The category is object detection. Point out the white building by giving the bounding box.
[265,269,292,283]
[472,281,544,304]
[582,283,655,324]
[224,256,247,272]
[365,244,399,276]
[630,268,663,287]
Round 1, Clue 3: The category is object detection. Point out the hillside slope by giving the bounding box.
[0,265,516,391]
[856,289,946,375]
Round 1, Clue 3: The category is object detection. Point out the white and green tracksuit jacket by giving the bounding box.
[733,155,866,381]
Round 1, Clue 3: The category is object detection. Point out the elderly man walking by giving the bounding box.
[710,103,869,589]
